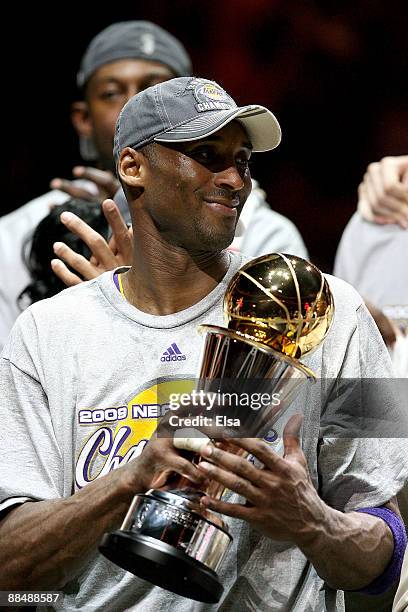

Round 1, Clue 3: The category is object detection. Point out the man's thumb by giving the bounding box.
[283,414,303,458]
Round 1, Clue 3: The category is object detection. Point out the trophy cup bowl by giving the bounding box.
[99,254,334,602]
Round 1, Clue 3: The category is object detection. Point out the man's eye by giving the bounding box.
[236,157,251,169]
[99,90,122,100]
[192,148,214,163]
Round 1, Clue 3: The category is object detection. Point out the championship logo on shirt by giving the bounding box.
[75,378,194,489]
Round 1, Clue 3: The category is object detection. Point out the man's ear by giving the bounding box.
[119,148,147,190]
[71,101,99,161]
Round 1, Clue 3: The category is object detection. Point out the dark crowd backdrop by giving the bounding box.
[4,0,408,272]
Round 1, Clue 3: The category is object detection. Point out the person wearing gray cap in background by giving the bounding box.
[1,76,407,611]
[0,20,191,352]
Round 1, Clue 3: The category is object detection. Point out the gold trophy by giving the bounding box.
[100,253,334,602]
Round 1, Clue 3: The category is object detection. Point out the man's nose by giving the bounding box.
[214,165,245,192]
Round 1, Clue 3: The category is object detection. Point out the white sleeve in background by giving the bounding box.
[334,212,408,310]
[232,181,308,259]
[0,181,98,353]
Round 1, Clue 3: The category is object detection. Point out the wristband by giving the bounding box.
[354,506,407,595]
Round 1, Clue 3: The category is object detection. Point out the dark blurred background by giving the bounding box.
[4,0,408,272]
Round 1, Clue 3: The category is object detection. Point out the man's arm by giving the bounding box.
[0,434,206,590]
[196,415,397,591]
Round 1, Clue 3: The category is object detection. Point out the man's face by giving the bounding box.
[139,121,253,252]
[85,59,174,171]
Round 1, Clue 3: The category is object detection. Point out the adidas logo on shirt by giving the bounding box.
[160,343,187,362]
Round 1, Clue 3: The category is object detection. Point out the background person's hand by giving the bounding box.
[51,199,133,286]
[197,415,327,543]
[50,166,120,203]
[358,155,408,228]
[365,300,399,347]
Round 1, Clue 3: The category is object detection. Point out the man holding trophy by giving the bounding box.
[1,77,408,611]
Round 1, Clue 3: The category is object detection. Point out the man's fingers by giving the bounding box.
[200,496,251,520]
[357,185,375,222]
[371,215,396,225]
[53,242,99,280]
[200,438,284,477]
[173,429,210,453]
[358,157,408,228]
[102,199,133,262]
[364,173,380,215]
[381,156,408,201]
[51,259,82,287]
[283,414,303,458]
[59,211,116,269]
[359,185,408,228]
[170,456,208,486]
[197,460,263,504]
[224,438,286,472]
[365,162,383,203]
[391,213,408,230]
[73,167,119,197]
[50,179,96,201]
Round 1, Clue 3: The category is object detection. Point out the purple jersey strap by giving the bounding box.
[352,507,407,595]
[113,272,121,292]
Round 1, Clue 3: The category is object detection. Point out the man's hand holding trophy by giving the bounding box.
[100,253,334,603]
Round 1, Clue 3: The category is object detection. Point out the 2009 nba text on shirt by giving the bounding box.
[1,251,408,611]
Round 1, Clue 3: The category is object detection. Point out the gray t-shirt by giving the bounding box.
[334,212,408,329]
[1,252,407,612]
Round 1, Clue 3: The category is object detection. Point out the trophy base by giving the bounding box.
[99,531,224,603]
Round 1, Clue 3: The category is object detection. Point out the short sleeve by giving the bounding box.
[0,347,64,516]
[317,302,408,512]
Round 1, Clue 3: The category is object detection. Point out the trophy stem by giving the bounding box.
[99,489,231,603]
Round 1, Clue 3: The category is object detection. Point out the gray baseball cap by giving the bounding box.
[114,77,282,163]
[77,21,192,88]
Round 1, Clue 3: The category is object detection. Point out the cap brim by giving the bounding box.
[154,105,281,152]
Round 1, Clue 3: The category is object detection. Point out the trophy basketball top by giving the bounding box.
[225,253,334,359]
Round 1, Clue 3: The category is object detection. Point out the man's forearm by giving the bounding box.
[298,503,395,590]
[0,465,138,589]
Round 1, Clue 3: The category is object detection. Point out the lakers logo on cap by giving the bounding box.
[189,78,236,113]
[198,83,226,101]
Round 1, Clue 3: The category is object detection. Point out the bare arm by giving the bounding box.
[197,415,396,590]
[0,435,206,590]
[298,499,395,590]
